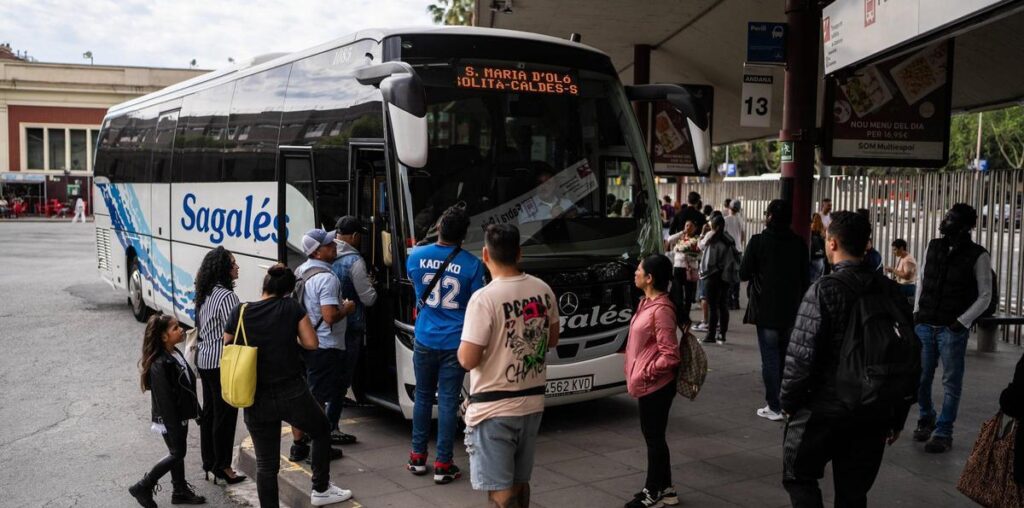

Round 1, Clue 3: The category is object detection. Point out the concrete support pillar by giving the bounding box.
[780,0,820,242]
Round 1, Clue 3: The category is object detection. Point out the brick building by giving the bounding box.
[0,44,205,215]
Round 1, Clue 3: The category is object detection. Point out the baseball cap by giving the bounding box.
[335,216,368,235]
[301,228,336,256]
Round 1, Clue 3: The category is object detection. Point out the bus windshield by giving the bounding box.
[402,61,657,258]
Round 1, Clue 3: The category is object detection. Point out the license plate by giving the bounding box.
[545,375,594,397]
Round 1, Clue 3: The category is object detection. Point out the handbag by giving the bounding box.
[675,322,708,400]
[743,277,761,325]
[220,304,258,408]
[957,411,1023,507]
[184,327,199,372]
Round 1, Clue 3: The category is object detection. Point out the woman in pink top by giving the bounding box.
[624,254,682,508]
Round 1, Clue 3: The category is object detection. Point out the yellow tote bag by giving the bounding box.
[221,304,258,408]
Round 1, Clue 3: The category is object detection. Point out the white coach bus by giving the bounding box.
[93,26,711,417]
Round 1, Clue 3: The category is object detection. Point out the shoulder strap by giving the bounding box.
[232,304,249,346]
[300,266,333,282]
[418,246,461,309]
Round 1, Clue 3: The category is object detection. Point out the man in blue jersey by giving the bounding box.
[405,205,486,484]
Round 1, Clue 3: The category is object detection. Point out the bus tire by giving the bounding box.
[128,258,151,322]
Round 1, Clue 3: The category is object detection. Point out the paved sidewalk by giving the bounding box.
[236,309,1020,508]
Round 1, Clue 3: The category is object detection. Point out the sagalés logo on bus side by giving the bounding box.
[180,193,289,244]
[558,294,633,333]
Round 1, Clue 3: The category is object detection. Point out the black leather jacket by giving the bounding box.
[780,261,913,431]
[149,348,200,426]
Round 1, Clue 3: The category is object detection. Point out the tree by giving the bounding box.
[427,0,474,26]
[986,107,1024,169]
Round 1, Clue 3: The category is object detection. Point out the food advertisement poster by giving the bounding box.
[648,85,714,176]
[822,40,954,167]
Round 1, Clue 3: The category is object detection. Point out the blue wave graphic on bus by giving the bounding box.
[180,193,288,244]
[96,182,197,320]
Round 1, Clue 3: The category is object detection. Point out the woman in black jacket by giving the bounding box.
[700,214,738,345]
[999,352,1024,485]
[129,314,206,507]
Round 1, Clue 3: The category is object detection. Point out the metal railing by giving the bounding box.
[659,169,1024,344]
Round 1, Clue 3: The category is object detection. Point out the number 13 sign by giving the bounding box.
[740,72,773,128]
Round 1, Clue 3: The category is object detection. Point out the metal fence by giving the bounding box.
[659,169,1024,344]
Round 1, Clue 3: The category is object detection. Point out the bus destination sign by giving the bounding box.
[456,65,579,95]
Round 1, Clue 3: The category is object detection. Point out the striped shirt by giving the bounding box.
[196,284,240,370]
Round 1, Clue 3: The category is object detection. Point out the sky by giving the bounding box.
[0,0,436,69]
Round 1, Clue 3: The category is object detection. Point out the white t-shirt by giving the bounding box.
[460,273,558,427]
[821,212,832,229]
[724,214,743,247]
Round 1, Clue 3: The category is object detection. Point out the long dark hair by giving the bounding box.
[194,246,235,312]
[139,314,175,392]
[641,254,673,293]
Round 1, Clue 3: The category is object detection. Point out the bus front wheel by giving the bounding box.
[128,258,151,322]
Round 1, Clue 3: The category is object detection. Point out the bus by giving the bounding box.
[92,26,711,418]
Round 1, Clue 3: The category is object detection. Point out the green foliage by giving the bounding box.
[427,0,475,26]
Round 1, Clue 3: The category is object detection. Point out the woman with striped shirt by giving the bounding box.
[193,247,246,485]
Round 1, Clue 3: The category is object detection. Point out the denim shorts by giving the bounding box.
[697,278,707,300]
[464,412,543,491]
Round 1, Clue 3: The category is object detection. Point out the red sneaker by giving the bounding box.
[407,452,428,475]
[433,461,462,484]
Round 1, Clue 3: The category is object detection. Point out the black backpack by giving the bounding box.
[294,266,334,328]
[832,271,921,412]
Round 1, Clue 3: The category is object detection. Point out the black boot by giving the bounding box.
[171,481,206,505]
[128,474,159,508]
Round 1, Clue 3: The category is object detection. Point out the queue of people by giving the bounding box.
[130,192,1011,508]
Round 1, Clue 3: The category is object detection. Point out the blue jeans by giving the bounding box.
[916,324,969,438]
[757,326,788,412]
[412,343,465,463]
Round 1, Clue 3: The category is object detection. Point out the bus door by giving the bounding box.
[277,146,319,267]
[150,109,179,319]
[348,141,397,404]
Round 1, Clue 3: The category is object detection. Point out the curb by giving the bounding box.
[236,426,364,508]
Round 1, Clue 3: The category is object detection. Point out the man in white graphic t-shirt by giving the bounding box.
[459,223,559,508]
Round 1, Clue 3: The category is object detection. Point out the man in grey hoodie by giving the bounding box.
[330,216,378,444]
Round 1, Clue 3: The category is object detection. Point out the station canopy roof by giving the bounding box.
[477,0,1024,145]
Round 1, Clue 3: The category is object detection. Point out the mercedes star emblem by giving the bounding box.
[559,291,580,315]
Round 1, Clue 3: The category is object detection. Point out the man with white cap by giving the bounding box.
[289,228,356,463]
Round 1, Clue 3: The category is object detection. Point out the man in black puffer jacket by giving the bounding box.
[780,211,914,508]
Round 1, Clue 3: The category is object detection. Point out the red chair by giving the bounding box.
[11,201,27,218]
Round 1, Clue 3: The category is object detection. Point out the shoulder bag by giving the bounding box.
[220,304,258,408]
[957,411,1023,507]
[675,321,708,400]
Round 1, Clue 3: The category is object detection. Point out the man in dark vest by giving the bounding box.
[913,203,993,453]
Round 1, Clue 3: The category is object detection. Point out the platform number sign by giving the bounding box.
[740,73,773,128]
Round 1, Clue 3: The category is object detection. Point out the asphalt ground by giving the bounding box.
[0,222,248,508]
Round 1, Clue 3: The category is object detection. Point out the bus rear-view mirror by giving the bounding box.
[625,84,712,174]
[381,73,428,169]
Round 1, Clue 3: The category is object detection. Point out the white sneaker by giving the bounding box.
[311,483,353,506]
[693,322,708,332]
[756,405,785,422]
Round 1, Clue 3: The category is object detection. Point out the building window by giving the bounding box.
[71,130,90,170]
[22,125,101,172]
[48,129,66,170]
[26,128,44,169]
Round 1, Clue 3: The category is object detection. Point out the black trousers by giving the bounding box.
[671,268,697,325]
[638,380,677,492]
[146,422,188,487]
[244,377,332,508]
[198,367,238,472]
[783,409,888,508]
[705,275,730,339]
